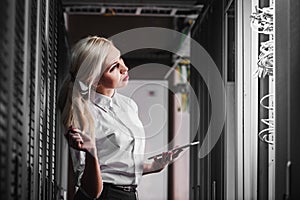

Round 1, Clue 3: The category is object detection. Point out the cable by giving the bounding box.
[262,134,274,145]
[261,118,274,128]
[250,6,274,35]
[253,38,274,78]
[259,93,274,110]
[251,5,276,146]
[258,127,274,145]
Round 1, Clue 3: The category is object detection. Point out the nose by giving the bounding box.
[120,64,128,75]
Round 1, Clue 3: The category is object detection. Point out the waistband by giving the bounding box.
[104,182,137,193]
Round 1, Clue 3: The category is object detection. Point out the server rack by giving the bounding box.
[275,0,300,199]
[190,0,225,199]
[189,0,287,199]
[0,0,66,199]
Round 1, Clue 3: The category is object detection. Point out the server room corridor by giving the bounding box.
[0,0,300,200]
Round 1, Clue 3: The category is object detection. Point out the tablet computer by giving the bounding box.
[147,141,199,160]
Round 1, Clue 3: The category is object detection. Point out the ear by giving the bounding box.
[92,80,101,89]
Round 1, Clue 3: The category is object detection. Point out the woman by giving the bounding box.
[58,36,181,200]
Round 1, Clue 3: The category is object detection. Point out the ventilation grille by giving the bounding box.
[0,0,11,198]
[0,0,62,199]
[10,0,25,199]
[27,0,38,199]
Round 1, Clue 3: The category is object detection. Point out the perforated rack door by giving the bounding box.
[0,0,27,199]
[0,0,13,198]
[0,0,62,199]
[12,0,26,199]
[28,0,38,199]
[31,0,60,199]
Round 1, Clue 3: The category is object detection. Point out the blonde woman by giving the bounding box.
[58,36,182,200]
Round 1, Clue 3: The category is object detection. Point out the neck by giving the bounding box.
[96,87,115,97]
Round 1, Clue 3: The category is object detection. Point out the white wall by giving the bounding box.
[118,80,169,200]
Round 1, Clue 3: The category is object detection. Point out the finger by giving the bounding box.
[69,136,83,145]
[69,130,82,136]
[66,129,74,137]
[169,152,173,161]
[72,139,84,149]
[170,151,174,160]
[164,152,170,162]
[69,135,83,146]
[173,150,181,159]
[70,133,83,139]
[68,127,83,134]
[72,128,83,133]
[174,148,183,155]
[72,142,82,150]
[75,138,84,144]
[162,152,168,161]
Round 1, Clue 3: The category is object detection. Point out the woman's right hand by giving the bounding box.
[67,127,102,198]
[66,126,97,156]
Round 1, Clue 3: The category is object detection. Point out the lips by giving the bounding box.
[123,75,129,81]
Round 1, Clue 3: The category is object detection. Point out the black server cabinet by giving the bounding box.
[0,0,25,199]
[190,1,225,199]
[275,0,300,199]
[0,0,66,199]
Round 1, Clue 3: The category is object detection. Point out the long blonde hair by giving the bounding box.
[58,36,113,139]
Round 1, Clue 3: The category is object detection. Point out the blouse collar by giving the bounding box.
[92,91,120,111]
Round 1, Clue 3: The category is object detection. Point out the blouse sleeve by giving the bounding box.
[69,148,86,187]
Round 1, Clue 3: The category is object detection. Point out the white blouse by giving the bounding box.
[71,92,145,186]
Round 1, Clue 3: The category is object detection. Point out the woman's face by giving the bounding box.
[97,45,129,91]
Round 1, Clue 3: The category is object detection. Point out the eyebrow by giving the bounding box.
[107,57,121,71]
[110,57,121,67]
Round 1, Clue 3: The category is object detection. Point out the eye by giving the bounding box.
[109,63,119,72]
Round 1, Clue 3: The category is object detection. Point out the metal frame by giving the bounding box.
[245,0,259,198]
[63,4,203,19]
[235,0,244,199]
[223,1,229,199]
[268,1,275,199]
[268,69,275,200]
[223,1,236,199]
[236,0,259,199]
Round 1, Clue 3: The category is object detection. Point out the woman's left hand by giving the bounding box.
[151,151,173,172]
[150,147,184,172]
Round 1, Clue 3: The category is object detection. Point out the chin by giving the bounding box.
[123,83,128,87]
[118,82,128,88]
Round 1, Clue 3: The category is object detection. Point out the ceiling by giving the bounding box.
[62,0,205,18]
[62,0,205,7]
[62,0,207,66]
